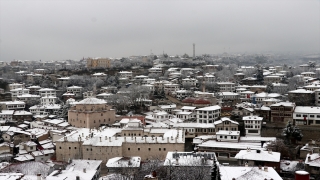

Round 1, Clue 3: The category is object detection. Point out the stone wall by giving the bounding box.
[261,125,320,144]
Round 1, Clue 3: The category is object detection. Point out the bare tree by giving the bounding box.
[266,139,290,158]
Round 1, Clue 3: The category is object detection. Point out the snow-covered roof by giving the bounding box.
[0,110,14,115]
[280,160,300,172]
[219,166,282,180]
[67,85,83,89]
[242,116,263,121]
[77,97,106,105]
[288,89,314,94]
[221,92,239,96]
[14,111,32,116]
[270,102,295,107]
[38,88,56,91]
[294,106,320,114]
[214,117,239,125]
[197,140,263,150]
[180,106,196,110]
[14,154,34,162]
[159,104,176,109]
[256,92,281,98]
[106,156,141,168]
[196,105,221,111]
[240,136,276,142]
[92,72,107,76]
[235,149,280,162]
[305,153,320,167]
[172,123,215,128]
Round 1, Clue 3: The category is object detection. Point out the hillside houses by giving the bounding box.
[0,55,320,179]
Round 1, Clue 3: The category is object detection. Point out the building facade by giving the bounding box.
[68,98,116,128]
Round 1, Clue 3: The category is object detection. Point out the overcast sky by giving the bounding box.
[0,0,319,61]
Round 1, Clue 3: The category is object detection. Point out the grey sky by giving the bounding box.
[0,0,319,61]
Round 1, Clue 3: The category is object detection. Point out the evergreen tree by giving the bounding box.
[282,121,303,144]
[256,68,264,85]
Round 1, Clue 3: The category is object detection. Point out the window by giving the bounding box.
[128,148,130,151]
[159,148,161,151]
[148,148,151,151]
[138,148,140,151]
[74,147,77,149]
[164,148,166,151]
[310,115,315,118]
[69,147,71,149]
[225,136,227,139]
[248,130,259,133]
[59,147,62,149]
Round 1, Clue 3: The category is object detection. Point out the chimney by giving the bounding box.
[83,168,86,173]
[268,149,272,154]
[76,176,80,180]
[264,166,268,172]
[109,137,111,142]
[167,137,169,142]
[37,174,41,180]
[105,136,107,140]
[99,137,101,142]
[64,136,67,142]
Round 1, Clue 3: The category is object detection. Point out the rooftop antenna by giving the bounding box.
[193,43,195,59]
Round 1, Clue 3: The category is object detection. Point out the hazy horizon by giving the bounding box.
[0,0,319,62]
